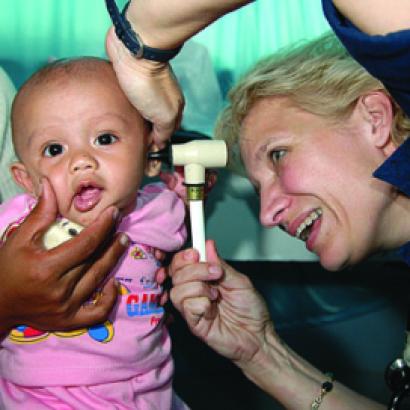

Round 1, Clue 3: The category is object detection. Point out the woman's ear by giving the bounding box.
[10,162,35,194]
[145,143,162,177]
[358,91,395,156]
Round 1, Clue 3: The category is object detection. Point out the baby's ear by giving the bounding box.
[10,162,35,194]
[145,143,162,177]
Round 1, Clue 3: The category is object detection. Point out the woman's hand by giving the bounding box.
[167,239,273,365]
[105,27,184,148]
[0,179,128,335]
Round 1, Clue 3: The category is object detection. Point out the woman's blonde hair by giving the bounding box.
[215,32,410,173]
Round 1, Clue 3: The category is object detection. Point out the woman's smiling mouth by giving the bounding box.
[295,208,322,241]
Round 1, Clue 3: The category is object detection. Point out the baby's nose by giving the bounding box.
[70,154,97,173]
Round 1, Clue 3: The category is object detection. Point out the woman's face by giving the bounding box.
[240,96,394,271]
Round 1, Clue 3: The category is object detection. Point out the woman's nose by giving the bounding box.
[259,184,291,228]
[70,153,98,173]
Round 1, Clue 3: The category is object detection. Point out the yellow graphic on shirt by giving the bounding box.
[130,245,146,259]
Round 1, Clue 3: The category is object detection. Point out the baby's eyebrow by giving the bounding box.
[25,126,58,148]
[91,112,130,124]
[25,130,46,150]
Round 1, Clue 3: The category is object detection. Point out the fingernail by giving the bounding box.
[112,208,119,220]
[119,233,129,247]
[209,264,222,275]
[210,287,219,300]
[184,249,195,261]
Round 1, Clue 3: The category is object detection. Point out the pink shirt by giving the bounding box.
[0,184,186,390]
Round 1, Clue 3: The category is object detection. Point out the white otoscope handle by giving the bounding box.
[189,200,206,262]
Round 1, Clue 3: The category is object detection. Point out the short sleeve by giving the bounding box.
[322,0,410,117]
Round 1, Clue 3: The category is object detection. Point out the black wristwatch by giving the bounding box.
[105,0,182,62]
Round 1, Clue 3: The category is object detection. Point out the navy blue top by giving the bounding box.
[322,0,410,264]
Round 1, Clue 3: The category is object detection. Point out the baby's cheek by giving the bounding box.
[49,176,71,209]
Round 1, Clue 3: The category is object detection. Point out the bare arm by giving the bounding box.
[332,0,410,35]
[126,0,252,49]
[106,0,251,147]
[109,0,410,147]
[168,240,384,410]
[242,328,384,409]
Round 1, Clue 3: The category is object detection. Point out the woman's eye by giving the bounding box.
[95,133,118,146]
[270,149,286,164]
[43,143,64,157]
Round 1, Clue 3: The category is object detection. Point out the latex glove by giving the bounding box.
[0,178,128,335]
[105,27,185,148]
[167,239,273,365]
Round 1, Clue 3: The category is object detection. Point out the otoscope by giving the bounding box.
[148,132,228,261]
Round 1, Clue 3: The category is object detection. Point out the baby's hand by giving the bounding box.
[159,167,186,202]
[160,167,218,205]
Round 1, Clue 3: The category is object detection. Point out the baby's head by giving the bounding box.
[11,57,160,226]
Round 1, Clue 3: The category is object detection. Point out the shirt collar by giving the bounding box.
[373,137,410,264]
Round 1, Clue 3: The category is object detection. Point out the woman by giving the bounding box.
[104,0,410,407]
[167,30,410,408]
[105,0,410,147]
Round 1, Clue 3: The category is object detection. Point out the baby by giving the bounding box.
[0,57,188,409]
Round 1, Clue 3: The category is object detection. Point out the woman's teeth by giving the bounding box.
[295,209,322,241]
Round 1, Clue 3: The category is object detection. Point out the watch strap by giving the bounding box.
[105,0,182,62]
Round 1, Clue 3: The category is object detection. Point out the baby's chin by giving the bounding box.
[63,196,135,227]
[63,208,103,228]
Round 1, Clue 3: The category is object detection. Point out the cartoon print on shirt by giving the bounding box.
[8,281,163,344]
[9,321,115,344]
[140,276,159,289]
[130,244,161,267]
[130,245,146,259]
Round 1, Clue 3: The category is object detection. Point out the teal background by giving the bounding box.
[0,5,405,409]
[0,0,331,87]
[0,0,332,261]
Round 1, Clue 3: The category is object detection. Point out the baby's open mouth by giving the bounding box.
[73,184,103,212]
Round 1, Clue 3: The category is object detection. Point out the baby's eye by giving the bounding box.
[95,133,118,146]
[43,143,64,157]
[270,149,286,164]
